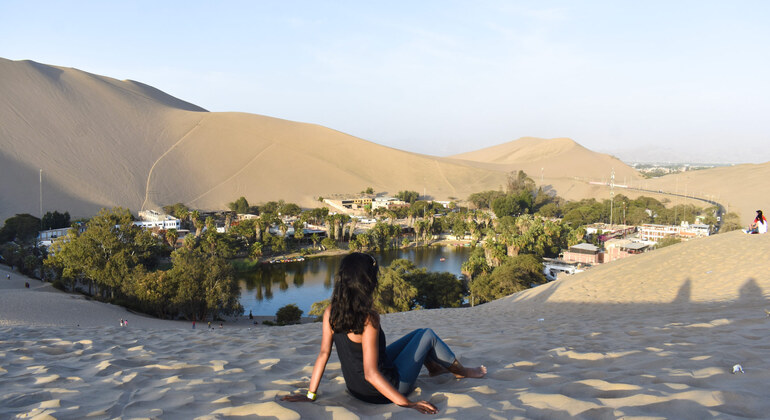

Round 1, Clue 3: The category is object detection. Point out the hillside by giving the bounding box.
[449,137,644,201]
[0,58,508,220]
[642,162,770,225]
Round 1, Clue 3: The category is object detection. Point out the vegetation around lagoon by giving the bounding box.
[0,170,732,321]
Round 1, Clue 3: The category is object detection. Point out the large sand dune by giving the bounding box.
[2,231,769,418]
[0,58,510,220]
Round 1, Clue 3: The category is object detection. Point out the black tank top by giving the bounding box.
[333,327,399,404]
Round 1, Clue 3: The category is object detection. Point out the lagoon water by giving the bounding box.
[238,246,472,316]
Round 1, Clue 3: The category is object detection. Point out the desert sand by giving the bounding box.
[2,230,769,419]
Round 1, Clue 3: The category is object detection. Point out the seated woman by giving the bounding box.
[748,210,767,234]
[282,252,485,414]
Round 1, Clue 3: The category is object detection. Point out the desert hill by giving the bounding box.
[0,58,509,220]
[450,137,644,201]
[641,162,770,226]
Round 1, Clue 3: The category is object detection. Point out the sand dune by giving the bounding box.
[0,58,510,220]
[641,162,770,226]
[449,137,644,201]
[2,231,769,418]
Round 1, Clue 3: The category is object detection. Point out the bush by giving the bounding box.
[276,304,303,325]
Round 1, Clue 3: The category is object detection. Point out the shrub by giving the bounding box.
[276,304,303,325]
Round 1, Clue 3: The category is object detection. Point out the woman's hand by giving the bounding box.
[406,400,438,414]
[281,394,313,402]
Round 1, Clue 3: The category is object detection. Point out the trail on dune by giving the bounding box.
[141,119,204,211]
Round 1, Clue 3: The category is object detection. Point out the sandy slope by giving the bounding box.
[449,137,644,201]
[2,231,769,419]
[641,162,770,226]
[0,58,509,220]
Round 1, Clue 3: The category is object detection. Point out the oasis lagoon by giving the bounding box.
[237,246,472,316]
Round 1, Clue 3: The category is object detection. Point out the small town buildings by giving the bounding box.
[371,197,409,211]
[37,225,86,248]
[584,223,636,243]
[562,243,602,265]
[638,222,710,241]
[603,238,651,263]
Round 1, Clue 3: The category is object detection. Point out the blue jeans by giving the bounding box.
[385,328,456,395]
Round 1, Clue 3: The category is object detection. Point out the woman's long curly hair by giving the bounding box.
[329,252,379,334]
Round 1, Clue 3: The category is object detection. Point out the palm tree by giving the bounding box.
[191,210,203,237]
[166,229,178,248]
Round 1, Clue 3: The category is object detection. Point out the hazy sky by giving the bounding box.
[2,1,769,163]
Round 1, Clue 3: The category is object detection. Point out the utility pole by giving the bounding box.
[39,169,43,227]
[609,168,615,226]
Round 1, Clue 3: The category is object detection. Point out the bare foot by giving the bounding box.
[448,360,487,378]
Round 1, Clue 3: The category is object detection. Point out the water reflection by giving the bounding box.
[237,246,472,316]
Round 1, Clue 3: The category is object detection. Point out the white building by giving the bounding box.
[134,210,180,230]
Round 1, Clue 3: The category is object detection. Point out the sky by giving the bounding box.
[2,1,769,163]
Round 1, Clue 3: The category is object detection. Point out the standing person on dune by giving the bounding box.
[282,252,486,415]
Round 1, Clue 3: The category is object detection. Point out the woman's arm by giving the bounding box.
[282,306,333,402]
[361,318,438,414]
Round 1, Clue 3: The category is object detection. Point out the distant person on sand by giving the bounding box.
[283,252,486,415]
[747,210,767,234]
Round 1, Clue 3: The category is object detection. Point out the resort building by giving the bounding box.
[134,210,180,230]
[371,197,409,211]
[37,225,86,248]
[603,239,651,263]
[584,223,636,243]
[562,243,602,265]
[638,222,710,241]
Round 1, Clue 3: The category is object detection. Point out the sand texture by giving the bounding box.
[2,231,769,419]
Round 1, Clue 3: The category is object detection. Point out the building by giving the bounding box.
[604,239,651,263]
[37,225,86,248]
[562,243,602,265]
[638,222,710,241]
[584,223,636,243]
[323,198,372,214]
[371,197,409,211]
[134,210,180,230]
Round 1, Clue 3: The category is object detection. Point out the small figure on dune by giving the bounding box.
[282,252,486,415]
[746,210,767,234]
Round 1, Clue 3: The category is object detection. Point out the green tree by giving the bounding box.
[396,190,420,204]
[0,214,41,244]
[166,245,242,321]
[228,196,251,214]
[309,298,331,317]
[408,271,466,309]
[374,260,419,313]
[276,304,303,325]
[470,254,545,304]
[44,207,160,299]
[41,211,71,230]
